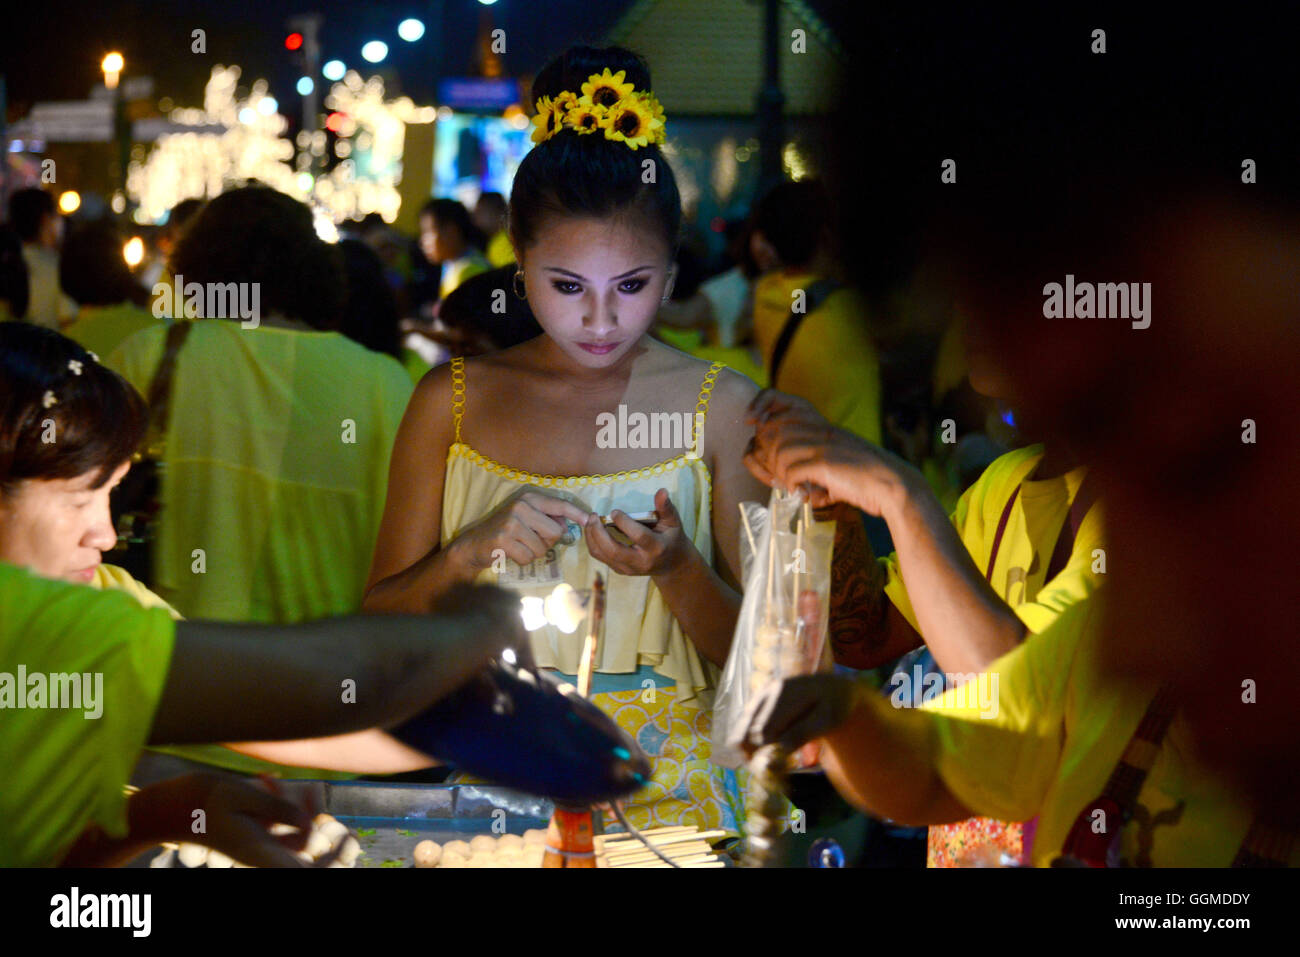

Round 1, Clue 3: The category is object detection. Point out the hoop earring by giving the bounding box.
[513,271,527,300]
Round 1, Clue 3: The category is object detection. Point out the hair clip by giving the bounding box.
[43,391,58,409]
[68,359,84,376]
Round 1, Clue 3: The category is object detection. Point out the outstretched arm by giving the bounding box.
[151,586,525,745]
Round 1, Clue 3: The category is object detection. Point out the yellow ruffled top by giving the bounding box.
[440,356,724,707]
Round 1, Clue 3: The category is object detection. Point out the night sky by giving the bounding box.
[3,1,855,113]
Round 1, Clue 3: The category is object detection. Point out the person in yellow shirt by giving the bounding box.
[0,324,537,865]
[472,191,516,268]
[0,558,529,867]
[745,382,1103,865]
[749,179,881,445]
[420,198,490,300]
[107,185,413,624]
[0,320,440,780]
[729,595,1295,867]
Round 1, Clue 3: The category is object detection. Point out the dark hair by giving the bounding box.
[337,239,401,358]
[439,264,542,350]
[59,220,148,307]
[475,191,506,217]
[0,323,147,495]
[509,46,681,257]
[8,188,57,243]
[421,198,485,252]
[0,227,29,317]
[171,184,344,330]
[164,198,205,240]
[752,179,829,269]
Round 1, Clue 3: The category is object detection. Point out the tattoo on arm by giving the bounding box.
[817,504,889,667]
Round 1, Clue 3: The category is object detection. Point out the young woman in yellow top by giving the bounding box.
[366,46,769,832]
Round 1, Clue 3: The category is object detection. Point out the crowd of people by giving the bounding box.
[0,41,1295,870]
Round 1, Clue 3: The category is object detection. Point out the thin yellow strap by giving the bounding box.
[450,356,466,444]
[689,362,725,455]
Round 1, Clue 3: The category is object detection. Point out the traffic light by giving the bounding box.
[285,32,304,51]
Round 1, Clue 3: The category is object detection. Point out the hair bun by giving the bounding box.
[531,45,653,103]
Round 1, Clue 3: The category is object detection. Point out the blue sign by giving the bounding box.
[437,77,520,111]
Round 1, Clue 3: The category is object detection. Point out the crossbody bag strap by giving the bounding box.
[142,320,193,453]
[769,278,840,388]
[1044,473,1099,583]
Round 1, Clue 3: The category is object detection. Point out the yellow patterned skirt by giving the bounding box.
[450,674,751,835]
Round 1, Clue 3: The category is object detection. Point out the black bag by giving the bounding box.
[109,321,192,584]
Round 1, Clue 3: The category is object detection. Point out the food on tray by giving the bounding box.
[154,812,356,868]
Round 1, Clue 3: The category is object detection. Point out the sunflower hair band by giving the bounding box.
[531,69,667,150]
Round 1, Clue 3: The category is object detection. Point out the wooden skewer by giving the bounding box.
[576,574,605,698]
[614,854,723,868]
[595,825,696,846]
[600,829,726,850]
[603,838,717,859]
[604,846,717,866]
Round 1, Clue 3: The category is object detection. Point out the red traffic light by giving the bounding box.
[285,32,304,51]
[325,112,345,133]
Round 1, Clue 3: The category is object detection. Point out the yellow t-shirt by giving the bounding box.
[440,252,490,300]
[63,303,167,361]
[486,230,515,269]
[884,444,1105,635]
[921,597,1287,866]
[108,321,413,623]
[87,565,351,779]
[751,270,881,444]
[0,560,176,867]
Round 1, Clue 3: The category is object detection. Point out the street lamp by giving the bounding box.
[361,40,388,63]
[398,19,425,42]
[101,52,124,90]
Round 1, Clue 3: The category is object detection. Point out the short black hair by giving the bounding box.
[509,45,681,257]
[0,323,147,495]
[475,192,507,216]
[164,198,205,239]
[421,198,485,251]
[170,184,344,330]
[59,220,148,307]
[8,188,56,243]
[752,179,829,269]
[337,238,401,358]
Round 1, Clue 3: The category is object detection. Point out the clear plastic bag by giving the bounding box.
[712,487,835,769]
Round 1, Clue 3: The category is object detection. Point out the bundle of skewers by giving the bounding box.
[596,825,727,868]
[713,487,834,868]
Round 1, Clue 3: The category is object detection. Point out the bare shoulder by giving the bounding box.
[705,366,760,422]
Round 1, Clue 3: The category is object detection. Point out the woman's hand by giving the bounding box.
[583,488,691,578]
[451,490,591,573]
[730,674,867,759]
[744,389,914,518]
[61,772,338,867]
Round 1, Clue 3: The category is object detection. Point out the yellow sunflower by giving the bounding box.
[566,98,610,135]
[604,95,658,150]
[643,92,668,145]
[531,94,558,144]
[581,69,634,109]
